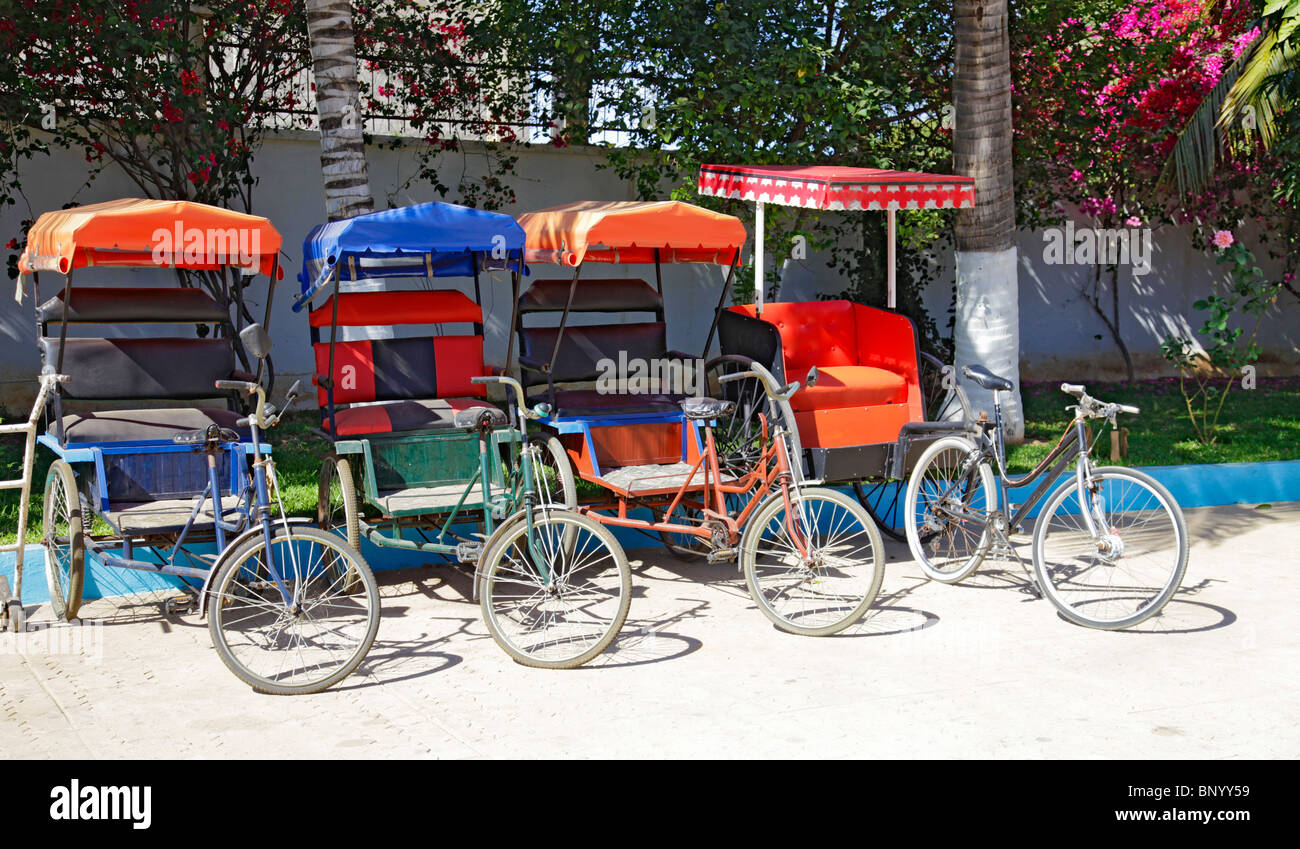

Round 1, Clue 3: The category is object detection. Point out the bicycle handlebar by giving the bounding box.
[716,362,801,402]
[472,375,548,420]
[214,379,302,429]
[1059,383,1139,419]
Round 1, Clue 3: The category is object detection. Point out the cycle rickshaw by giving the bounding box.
[697,163,978,537]
[511,200,886,636]
[15,198,378,694]
[296,201,629,669]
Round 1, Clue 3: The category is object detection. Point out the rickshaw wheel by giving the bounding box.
[704,355,770,477]
[656,502,713,558]
[317,455,363,593]
[527,435,577,509]
[42,461,85,622]
[852,480,907,541]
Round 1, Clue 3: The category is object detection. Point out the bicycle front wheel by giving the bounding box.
[741,487,885,636]
[904,436,995,583]
[207,525,380,695]
[479,509,630,669]
[1032,466,1188,630]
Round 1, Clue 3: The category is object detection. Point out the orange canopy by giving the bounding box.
[18,198,283,278]
[517,200,746,266]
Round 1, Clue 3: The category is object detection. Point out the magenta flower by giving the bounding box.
[1212,230,1234,249]
[1125,215,1142,227]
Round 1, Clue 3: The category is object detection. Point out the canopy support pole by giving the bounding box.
[548,265,583,371]
[701,261,738,360]
[886,207,897,310]
[754,201,765,312]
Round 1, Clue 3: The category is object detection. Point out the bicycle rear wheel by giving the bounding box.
[479,509,630,668]
[1032,466,1188,629]
[207,525,380,695]
[903,436,995,583]
[740,487,884,636]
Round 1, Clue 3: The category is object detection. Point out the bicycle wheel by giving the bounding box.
[317,455,363,594]
[904,436,995,583]
[42,461,84,622]
[317,454,361,550]
[207,525,380,695]
[1032,466,1188,630]
[479,509,630,669]
[853,479,906,541]
[740,487,884,636]
[528,435,577,509]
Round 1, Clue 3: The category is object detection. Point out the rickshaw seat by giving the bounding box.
[37,286,227,325]
[41,336,242,400]
[60,407,249,445]
[324,397,506,437]
[789,365,907,412]
[540,389,684,417]
[308,290,496,435]
[721,300,923,448]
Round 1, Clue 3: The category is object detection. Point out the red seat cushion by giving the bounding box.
[790,366,907,412]
[325,397,506,436]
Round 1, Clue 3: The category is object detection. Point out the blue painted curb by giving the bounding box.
[6,458,1298,605]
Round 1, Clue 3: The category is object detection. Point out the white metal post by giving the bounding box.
[754,201,765,310]
[886,206,897,310]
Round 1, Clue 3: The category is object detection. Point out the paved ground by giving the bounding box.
[2,501,1296,759]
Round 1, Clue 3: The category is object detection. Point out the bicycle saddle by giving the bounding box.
[680,396,735,420]
[173,424,241,446]
[963,364,1014,392]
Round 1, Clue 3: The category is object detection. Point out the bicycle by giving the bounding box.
[903,365,1189,629]
[203,372,381,694]
[473,375,631,669]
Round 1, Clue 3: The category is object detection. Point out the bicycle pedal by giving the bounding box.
[164,595,197,615]
[706,548,737,564]
[456,541,483,563]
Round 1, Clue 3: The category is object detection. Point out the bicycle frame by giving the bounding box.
[580,410,814,561]
[946,395,1104,536]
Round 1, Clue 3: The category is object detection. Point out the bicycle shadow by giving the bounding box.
[582,598,709,669]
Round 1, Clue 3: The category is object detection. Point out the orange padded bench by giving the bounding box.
[722,300,922,449]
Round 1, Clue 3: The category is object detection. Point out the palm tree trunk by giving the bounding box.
[952,0,1024,439]
[305,0,374,221]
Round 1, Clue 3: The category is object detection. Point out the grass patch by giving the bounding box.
[3,377,1297,544]
[1005,376,1300,473]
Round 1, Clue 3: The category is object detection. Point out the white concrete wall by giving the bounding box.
[2,129,1296,409]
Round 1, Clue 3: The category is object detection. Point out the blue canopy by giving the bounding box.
[294,202,525,309]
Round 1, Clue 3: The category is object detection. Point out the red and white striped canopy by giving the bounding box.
[697,164,975,211]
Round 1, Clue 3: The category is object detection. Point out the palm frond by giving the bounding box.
[1219,28,1289,148]
[1162,43,1252,198]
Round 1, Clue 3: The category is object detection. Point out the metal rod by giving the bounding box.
[886,207,897,310]
[701,261,738,359]
[548,264,583,371]
[754,201,765,312]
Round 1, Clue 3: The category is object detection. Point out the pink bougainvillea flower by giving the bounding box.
[1212,229,1234,249]
[1125,215,1142,227]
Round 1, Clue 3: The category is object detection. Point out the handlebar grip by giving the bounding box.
[235,416,250,428]
[1116,404,1140,415]
[215,379,257,394]
[1060,383,1085,397]
[717,371,755,385]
